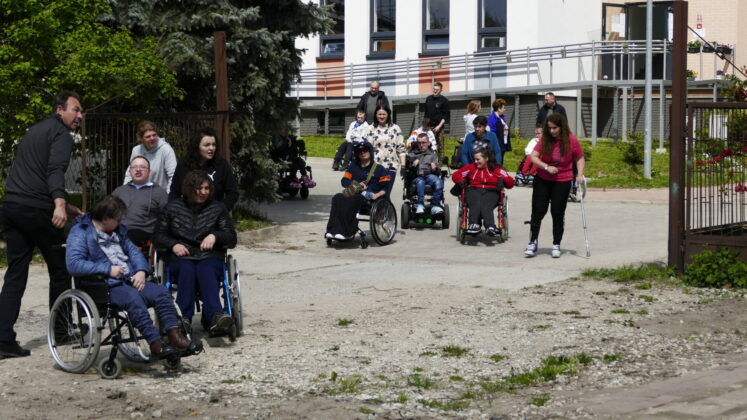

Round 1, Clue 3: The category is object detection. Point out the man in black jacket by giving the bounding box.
[356,81,390,124]
[424,82,450,161]
[536,92,568,126]
[0,91,84,357]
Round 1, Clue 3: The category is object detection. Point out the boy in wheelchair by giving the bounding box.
[405,133,444,215]
[451,149,514,235]
[65,195,193,359]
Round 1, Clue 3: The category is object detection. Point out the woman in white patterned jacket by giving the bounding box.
[364,105,406,197]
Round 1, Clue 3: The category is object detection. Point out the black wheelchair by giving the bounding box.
[400,159,450,230]
[275,138,314,200]
[155,252,244,342]
[47,276,201,379]
[326,197,397,249]
[455,187,509,244]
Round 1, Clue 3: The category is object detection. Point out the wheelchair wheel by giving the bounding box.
[227,255,243,337]
[300,186,309,200]
[400,202,410,229]
[98,358,122,380]
[153,251,166,286]
[442,204,450,230]
[501,197,509,242]
[113,310,151,362]
[48,289,101,374]
[369,199,397,246]
[163,355,181,371]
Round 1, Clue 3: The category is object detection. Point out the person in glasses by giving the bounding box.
[113,156,169,247]
[406,133,444,215]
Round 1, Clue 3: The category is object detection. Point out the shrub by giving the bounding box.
[685,247,747,288]
[619,132,644,165]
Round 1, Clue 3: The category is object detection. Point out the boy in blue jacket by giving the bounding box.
[66,195,192,358]
[460,115,503,166]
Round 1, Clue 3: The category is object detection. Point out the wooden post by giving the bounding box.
[214,31,230,162]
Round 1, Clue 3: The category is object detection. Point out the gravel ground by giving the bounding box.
[0,257,745,419]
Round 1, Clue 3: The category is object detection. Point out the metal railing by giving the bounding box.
[293,40,672,99]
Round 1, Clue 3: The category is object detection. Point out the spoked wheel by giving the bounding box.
[113,311,151,362]
[400,203,410,229]
[441,204,450,230]
[48,290,101,374]
[227,255,243,338]
[98,358,122,380]
[369,199,397,246]
[501,196,509,242]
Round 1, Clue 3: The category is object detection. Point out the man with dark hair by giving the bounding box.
[0,90,84,357]
[356,81,390,124]
[113,156,169,247]
[460,115,502,166]
[424,81,450,161]
[536,92,568,126]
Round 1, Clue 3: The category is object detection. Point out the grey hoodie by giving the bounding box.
[112,182,168,236]
[123,138,177,193]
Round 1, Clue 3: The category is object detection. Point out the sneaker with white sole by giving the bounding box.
[551,244,561,258]
[334,233,346,240]
[430,205,443,215]
[415,204,425,214]
[325,233,333,239]
[466,223,481,234]
[524,241,538,258]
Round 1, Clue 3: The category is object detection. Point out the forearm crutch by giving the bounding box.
[578,178,590,258]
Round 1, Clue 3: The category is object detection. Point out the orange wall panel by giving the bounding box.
[316,59,345,97]
[418,56,450,95]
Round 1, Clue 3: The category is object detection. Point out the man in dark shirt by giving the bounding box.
[0,91,84,357]
[424,82,450,162]
[536,92,568,126]
[356,81,390,125]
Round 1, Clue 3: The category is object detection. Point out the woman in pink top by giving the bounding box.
[524,113,585,258]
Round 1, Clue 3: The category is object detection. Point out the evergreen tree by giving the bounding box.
[105,0,332,203]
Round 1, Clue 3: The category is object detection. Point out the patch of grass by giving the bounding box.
[396,393,408,404]
[407,374,436,389]
[449,375,464,381]
[611,308,630,314]
[324,374,364,395]
[635,283,653,290]
[528,324,552,332]
[359,359,371,365]
[441,345,470,357]
[583,263,676,283]
[639,294,657,302]
[358,407,375,414]
[489,353,507,363]
[328,345,340,351]
[234,218,272,232]
[375,374,390,381]
[603,354,621,363]
[562,310,581,315]
[480,354,582,392]
[413,367,424,372]
[220,374,251,384]
[419,351,438,357]
[594,291,606,295]
[337,318,354,326]
[576,352,593,365]
[461,391,479,399]
[417,398,471,411]
[529,396,551,406]
[636,310,649,315]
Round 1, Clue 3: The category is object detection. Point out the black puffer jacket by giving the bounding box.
[154,198,237,263]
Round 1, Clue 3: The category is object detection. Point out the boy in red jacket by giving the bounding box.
[452,149,514,235]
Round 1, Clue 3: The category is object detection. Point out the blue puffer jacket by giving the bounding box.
[66,214,149,280]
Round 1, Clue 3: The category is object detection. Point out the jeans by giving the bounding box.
[0,201,71,342]
[109,281,177,344]
[529,176,572,245]
[414,174,443,205]
[168,258,224,323]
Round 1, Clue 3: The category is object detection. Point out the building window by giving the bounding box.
[422,0,449,55]
[320,0,345,58]
[478,0,507,51]
[369,0,396,59]
[316,111,346,134]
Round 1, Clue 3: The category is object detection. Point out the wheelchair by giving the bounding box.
[276,139,314,200]
[155,253,243,342]
[47,276,201,379]
[455,186,509,244]
[326,197,397,249]
[400,162,450,230]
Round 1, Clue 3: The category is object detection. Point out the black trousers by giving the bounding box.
[334,141,353,166]
[466,187,499,228]
[529,176,572,245]
[0,201,71,341]
[326,193,365,237]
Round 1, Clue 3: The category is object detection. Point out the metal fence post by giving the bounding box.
[526,46,531,85]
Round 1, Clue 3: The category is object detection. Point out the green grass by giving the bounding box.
[301,135,671,188]
[583,263,677,283]
[324,374,364,395]
[441,345,470,357]
[602,354,621,363]
[357,407,375,414]
[489,353,507,363]
[480,354,584,392]
[639,294,657,302]
[529,396,551,406]
[407,374,436,389]
[611,308,630,314]
[336,318,354,326]
[417,398,471,411]
[234,218,272,232]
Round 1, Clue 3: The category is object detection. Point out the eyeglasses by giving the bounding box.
[130,165,148,170]
[417,141,429,144]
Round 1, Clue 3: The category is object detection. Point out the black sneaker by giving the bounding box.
[209,313,234,334]
[332,161,340,171]
[0,341,30,358]
[466,224,481,234]
[486,226,498,236]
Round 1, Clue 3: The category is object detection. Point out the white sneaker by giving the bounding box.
[524,241,538,258]
[430,205,443,215]
[334,234,346,240]
[551,244,561,258]
[415,204,425,214]
[325,233,333,239]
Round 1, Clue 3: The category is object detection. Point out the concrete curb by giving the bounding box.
[237,224,284,246]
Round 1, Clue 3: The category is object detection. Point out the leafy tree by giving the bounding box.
[105,0,332,203]
[0,0,181,181]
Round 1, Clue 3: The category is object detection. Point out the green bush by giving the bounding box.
[619,132,644,165]
[684,247,747,288]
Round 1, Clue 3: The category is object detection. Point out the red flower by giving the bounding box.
[736,184,746,193]
[721,148,735,157]
[713,156,724,163]
[695,160,706,167]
